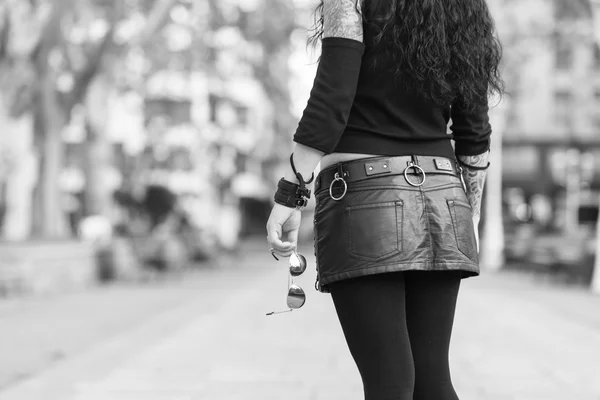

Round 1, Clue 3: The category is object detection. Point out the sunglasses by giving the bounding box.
[266,251,307,316]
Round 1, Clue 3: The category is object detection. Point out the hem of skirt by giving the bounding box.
[317,261,479,293]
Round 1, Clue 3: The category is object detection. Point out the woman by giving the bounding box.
[266,0,503,399]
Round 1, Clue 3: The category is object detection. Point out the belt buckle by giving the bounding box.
[403,161,426,187]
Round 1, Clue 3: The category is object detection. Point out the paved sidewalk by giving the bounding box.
[1,244,599,400]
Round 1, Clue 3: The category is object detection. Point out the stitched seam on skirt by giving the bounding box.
[315,182,461,197]
[319,261,480,281]
[315,184,419,199]
[421,187,435,263]
[420,183,464,193]
[316,187,423,197]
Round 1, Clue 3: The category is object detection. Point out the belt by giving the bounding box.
[315,155,461,193]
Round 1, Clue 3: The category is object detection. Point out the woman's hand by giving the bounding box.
[266,204,302,259]
[266,143,322,258]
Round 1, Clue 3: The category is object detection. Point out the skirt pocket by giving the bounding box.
[446,199,478,263]
[345,200,403,262]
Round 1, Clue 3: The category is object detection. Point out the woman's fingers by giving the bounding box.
[272,248,296,259]
[268,228,296,260]
[266,204,300,260]
[267,224,294,253]
[285,226,299,251]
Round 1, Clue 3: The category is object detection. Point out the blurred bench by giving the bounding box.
[0,241,96,297]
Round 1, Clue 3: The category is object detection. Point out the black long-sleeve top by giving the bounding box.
[293,34,492,159]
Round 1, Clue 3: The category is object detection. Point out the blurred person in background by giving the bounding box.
[267,0,504,399]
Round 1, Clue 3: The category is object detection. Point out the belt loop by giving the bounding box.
[411,155,420,165]
[456,161,467,192]
[337,162,348,179]
[454,159,462,176]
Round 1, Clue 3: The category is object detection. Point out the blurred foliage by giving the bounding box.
[0,0,303,237]
[0,0,300,127]
[0,0,593,135]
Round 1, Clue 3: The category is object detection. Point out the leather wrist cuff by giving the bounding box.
[277,178,300,194]
[274,178,311,209]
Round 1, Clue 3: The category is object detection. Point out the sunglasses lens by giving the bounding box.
[289,253,307,277]
[287,284,306,309]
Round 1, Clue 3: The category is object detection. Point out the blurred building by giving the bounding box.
[504,0,600,140]
[492,0,600,279]
[498,0,600,212]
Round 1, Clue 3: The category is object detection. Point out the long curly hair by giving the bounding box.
[309,0,504,111]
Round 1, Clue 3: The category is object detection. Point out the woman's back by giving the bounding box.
[309,0,503,169]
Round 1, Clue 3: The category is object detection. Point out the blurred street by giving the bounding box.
[0,240,598,400]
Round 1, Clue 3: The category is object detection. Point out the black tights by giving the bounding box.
[330,270,462,400]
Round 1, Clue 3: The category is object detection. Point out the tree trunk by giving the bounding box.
[480,93,508,271]
[83,74,112,217]
[83,124,113,217]
[38,71,68,238]
[591,196,600,293]
[480,124,505,271]
[27,0,72,238]
[0,112,37,241]
[590,0,600,294]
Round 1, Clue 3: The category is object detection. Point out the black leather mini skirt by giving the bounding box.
[313,155,479,293]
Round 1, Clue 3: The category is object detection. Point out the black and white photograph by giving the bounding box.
[0,0,599,399]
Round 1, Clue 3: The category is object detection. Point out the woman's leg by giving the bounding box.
[404,271,462,400]
[330,272,415,400]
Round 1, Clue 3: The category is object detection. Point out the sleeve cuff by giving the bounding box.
[321,37,365,53]
[293,136,333,155]
[454,140,491,157]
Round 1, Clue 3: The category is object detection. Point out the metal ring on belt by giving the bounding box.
[329,172,348,201]
[403,163,426,187]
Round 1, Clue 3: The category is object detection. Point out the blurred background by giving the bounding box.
[0,0,599,399]
[0,0,318,283]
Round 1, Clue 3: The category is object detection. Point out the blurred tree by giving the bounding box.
[0,0,179,238]
[0,0,300,239]
[207,0,299,157]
